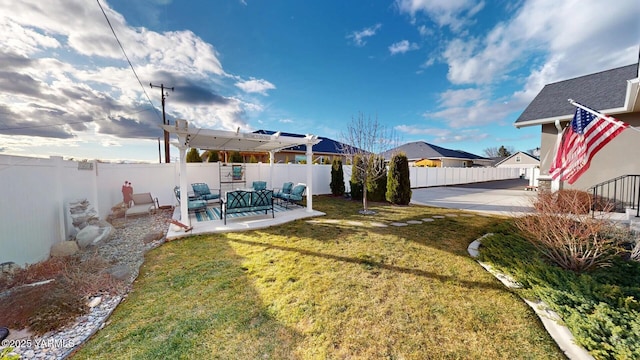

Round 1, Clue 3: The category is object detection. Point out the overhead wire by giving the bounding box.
[96,0,162,123]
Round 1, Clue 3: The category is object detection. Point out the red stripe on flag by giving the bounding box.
[550,107,628,185]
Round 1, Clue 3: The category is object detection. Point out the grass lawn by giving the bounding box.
[72,196,564,359]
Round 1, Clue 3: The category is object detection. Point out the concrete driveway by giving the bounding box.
[410,179,536,216]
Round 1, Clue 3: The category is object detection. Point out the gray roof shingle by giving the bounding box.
[515,63,638,125]
[382,141,488,160]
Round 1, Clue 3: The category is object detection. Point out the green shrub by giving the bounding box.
[350,181,363,201]
[330,158,345,196]
[349,155,364,201]
[386,152,411,205]
[365,156,387,202]
[186,148,203,162]
[479,232,640,359]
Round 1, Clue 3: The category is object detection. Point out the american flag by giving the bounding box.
[550,104,628,184]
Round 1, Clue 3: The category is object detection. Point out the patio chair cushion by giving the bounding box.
[280,184,306,207]
[191,183,220,201]
[274,182,294,199]
[174,186,207,212]
[221,190,274,224]
[252,181,267,191]
[251,189,272,207]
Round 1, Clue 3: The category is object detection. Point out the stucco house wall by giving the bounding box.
[540,113,640,189]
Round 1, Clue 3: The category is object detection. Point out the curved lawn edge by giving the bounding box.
[468,234,594,360]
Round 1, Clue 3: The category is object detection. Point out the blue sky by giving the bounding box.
[0,0,638,162]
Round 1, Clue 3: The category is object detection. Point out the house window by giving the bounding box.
[515,156,521,163]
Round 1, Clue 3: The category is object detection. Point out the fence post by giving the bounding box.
[52,156,65,242]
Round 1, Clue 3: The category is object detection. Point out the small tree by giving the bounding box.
[186,148,203,162]
[340,113,395,214]
[498,145,512,157]
[230,151,243,163]
[330,158,345,196]
[248,154,258,163]
[201,150,219,162]
[386,152,412,205]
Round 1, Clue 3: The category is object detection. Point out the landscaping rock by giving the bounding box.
[50,241,80,257]
[0,262,20,278]
[76,222,113,249]
[87,296,102,308]
[107,265,132,281]
[142,231,165,244]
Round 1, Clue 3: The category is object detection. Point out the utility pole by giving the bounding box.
[150,83,174,163]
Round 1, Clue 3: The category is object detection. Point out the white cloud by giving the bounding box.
[424,96,526,129]
[235,78,276,95]
[425,0,639,137]
[279,118,294,123]
[395,0,485,32]
[438,88,484,107]
[347,23,382,47]
[0,0,272,161]
[442,0,640,86]
[389,40,419,55]
[395,125,489,144]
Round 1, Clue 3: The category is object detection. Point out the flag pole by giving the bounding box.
[568,99,640,133]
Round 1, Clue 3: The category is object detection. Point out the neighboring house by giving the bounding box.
[239,130,349,164]
[494,151,540,184]
[514,62,640,190]
[382,141,493,167]
[494,151,540,168]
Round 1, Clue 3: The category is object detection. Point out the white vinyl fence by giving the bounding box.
[0,154,519,266]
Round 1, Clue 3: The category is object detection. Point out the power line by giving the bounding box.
[96,0,161,123]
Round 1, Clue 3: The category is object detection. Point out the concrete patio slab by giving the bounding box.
[166,207,325,240]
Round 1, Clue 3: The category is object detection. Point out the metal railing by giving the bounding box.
[589,175,640,217]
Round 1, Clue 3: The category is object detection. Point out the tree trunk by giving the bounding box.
[362,186,368,212]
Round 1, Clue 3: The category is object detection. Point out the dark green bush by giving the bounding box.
[366,157,387,202]
[330,158,345,196]
[186,148,203,162]
[350,181,363,201]
[386,152,411,205]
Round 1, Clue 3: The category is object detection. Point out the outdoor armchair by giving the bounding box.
[174,186,207,213]
[252,181,267,191]
[274,182,294,201]
[279,183,306,208]
[191,183,220,202]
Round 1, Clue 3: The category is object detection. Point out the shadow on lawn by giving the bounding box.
[229,237,505,292]
[73,238,303,359]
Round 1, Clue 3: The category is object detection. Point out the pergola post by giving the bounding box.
[269,150,275,188]
[177,134,189,226]
[306,143,313,212]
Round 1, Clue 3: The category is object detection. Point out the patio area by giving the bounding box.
[166,202,325,239]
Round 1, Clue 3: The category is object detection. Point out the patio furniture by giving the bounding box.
[191,183,220,202]
[220,189,274,225]
[174,186,207,213]
[279,183,306,208]
[274,182,294,203]
[125,192,158,221]
[252,181,267,191]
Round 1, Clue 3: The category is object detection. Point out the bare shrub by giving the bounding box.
[516,190,626,272]
[0,254,123,335]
